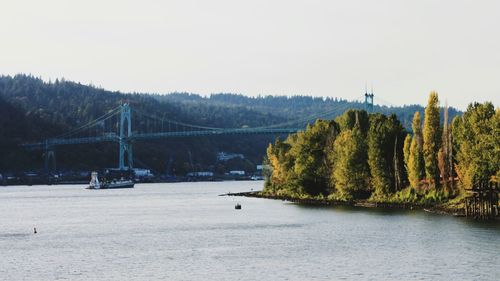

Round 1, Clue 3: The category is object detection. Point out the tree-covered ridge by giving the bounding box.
[156,92,461,131]
[0,74,284,131]
[265,93,499,203]
[0,74,286,173]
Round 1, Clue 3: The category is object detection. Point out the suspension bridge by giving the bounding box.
[22,93,378,171]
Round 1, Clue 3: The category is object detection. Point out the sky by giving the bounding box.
[1,0,499,109]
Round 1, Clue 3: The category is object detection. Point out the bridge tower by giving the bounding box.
[119,103,133,170]
[44,140,56,174]
[364,90,374,112]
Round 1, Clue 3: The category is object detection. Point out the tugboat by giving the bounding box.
[87,171,134,189]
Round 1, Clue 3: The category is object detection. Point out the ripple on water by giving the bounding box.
[0,233,32,239]
[1,182,499,281]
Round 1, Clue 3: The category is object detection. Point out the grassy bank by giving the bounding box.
[226,189,466,217]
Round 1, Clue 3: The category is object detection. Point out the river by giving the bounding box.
[0,181,499,280]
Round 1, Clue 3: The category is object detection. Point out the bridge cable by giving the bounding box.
[133,108,225,131]
[133,96,366,132]
[52,106,122,139]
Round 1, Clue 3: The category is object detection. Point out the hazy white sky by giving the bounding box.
[1,0,499,109]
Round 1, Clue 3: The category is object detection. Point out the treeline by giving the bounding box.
[265,92,499,203]
[156,92,461,130]
[0,75,283,131]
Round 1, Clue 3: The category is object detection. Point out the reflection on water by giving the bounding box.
[0,181,499,281]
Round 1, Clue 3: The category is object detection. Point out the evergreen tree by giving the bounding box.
[423,92,442,188]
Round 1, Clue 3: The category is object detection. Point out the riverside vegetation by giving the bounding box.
[264,92,499,210]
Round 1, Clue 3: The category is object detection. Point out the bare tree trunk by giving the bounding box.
[393,136,402,192]
[440,103,449,190]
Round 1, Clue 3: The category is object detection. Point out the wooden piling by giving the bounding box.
[464,182,499,220]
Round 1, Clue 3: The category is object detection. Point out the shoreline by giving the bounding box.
[224,191,466,217]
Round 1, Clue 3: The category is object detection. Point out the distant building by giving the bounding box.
[186,171,214,177]
[217,152,244,161]
[228,170,245,176]
[133,168,154,178]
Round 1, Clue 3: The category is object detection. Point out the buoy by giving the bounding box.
[33,227,37,234]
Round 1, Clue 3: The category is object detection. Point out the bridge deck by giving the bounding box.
[22,128,301,149]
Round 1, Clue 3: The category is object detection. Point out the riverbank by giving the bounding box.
[224,191,466,217]
[0,176,260,187]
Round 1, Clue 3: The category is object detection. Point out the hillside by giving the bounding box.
[0,74,461,175]
[0,75,285,173]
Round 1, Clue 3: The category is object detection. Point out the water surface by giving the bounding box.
[1,182,499,280]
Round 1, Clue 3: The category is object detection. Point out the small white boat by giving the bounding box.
[88,171,101,189]
[87,171,134,189]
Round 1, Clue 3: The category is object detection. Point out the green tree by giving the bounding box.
[407,112,424,188]
[403,134,412,173]
[266,138,294,181]
[367,115,390,197]
[454,102,499,188]
[367,114,407,198]
[332,127,370,200]
[290,120,339,195]
[438,103,453,192]
[335,109,369,136]
[423,92,442,188]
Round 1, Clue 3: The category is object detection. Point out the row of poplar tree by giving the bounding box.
[265,92,499,201]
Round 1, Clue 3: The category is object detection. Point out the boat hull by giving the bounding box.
[102,183,134,189]
[87,181,134,189]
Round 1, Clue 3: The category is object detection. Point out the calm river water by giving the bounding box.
[0,181,499,280]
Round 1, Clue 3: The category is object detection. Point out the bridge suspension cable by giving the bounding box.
[51,106,122,139]
[253,95,366,130]
[374,96,396,107]
[133,95,367,132]
[133,108,225,131]
[40,94,372,144]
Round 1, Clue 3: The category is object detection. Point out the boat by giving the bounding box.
[235,203,242,210]
[87,171,134,189]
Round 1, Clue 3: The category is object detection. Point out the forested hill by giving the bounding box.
[156,93,461,130]
[0,74,285,172]
[0,75,283,131]
[0,74,460,173]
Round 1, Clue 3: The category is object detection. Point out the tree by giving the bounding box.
[266,138,294,185]
[335,109,369,136]
[407,112,424,188]
[454,102,499,188]
[367,114,391,197]
[438,103,453,192]
[451,115,463,186]
[423,92,442,188]
[367,114,405,197]
[332,127,370,200]
[290,120,339,196]
[403,134,412,173]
